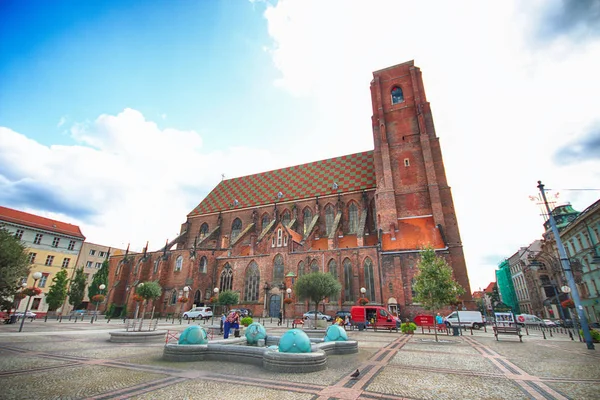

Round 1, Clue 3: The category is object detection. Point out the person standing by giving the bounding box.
[224,310,240,339]
[278,310,283,326]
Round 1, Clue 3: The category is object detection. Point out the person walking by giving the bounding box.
[224,310,240,339]
[278,310,283,326]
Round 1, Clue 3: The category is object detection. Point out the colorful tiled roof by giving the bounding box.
[0,206,85,239]
[189,151,376,216]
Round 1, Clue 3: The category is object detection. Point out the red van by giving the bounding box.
[350,306,400,331]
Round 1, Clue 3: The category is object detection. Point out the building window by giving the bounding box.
[244,261,260,302]
[219,264,233,292]
[194,289,202,305]
[34,234,43,245]
[281,210,291,227]
[311,259,319,273]
[404,158,410,167]
[364,258,376,302]
[271,236,275,247]
[283,234,288,247]
[297,261,305,276]
[89,249,96,256]
[325,204,335,236]
[52,237,60,247]
[45,255,54,266]
[68,240,76,251]
[348,202,358,234]
[28,253,36,264]
[343,258,353,302]
[14,229,24,240]
[170,289,178,305]
[199,256,207,274]
[86,261,93,268]
[261,214,270,231]
[153,259,159,274]
[98,251,105,257]
[303,208,313,235]
[205,288,211,300]
[391,86,404,104]
[199,223,209,239]
[95,262,102,269]
[273,254,284,282]
[277,229,283,247]
[328,259,338,301]
[31,298,41,310]
[61,258,70,268]
[175,256,183,272]
[38,273,49,288]
[231,218,242,241]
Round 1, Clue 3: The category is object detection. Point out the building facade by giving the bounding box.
[106,61,473,319]
[496,260,520,314]
[0,206,85,315]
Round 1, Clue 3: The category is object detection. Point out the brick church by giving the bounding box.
[106,60,472,319]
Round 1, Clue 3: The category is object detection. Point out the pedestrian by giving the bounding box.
[278,310,283,326]
[220,313,226,334]
[224,310,240,339]
[436,313,443,325]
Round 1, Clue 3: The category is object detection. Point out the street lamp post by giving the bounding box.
[538,181,595,350]
[211,287,219,326]
[179,286,190,323]
[19,272,42,332]
[360,287,366,301]
[91,284,106,324]
[285,287,292,322]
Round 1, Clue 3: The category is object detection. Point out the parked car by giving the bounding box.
[230,308,252,317]
[516,314,544,326]
[303,311,333,321]
[335,310,352,320]
[183,306,213,320]
[14,311,36,318]
[542,319,557,327]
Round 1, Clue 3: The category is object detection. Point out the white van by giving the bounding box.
[515,314,544,326]
[444,311,484,329]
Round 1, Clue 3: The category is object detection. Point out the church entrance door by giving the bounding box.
[269,295,281,317]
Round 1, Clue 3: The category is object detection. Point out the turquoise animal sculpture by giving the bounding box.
[324,324,348,342]
[245,322,267,345]
[278,329,312,353]
[178,325,208,345]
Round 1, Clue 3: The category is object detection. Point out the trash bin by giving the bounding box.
[452,326,459,336]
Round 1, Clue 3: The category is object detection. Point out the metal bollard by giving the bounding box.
[569,331,574,340]
[542,330,546,339]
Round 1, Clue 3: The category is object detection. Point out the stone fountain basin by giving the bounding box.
[162,335,358,373]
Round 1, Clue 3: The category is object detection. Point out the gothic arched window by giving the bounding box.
[343,258,353,302]
[303,207,313,235]
[281,210,291,227]
[244,261,260,302]
[175,255,183,272]
[194,289,202,305]
[348,202,358,234]
[261,213,270,231]
[199,223,209,239]
[231,218,242,241]
[219,264,233,292]
[391,86,404,104]
[199,256,207,274]
[298,261,305,276]
[328,259,338,301]
[273,254,284,281]
[310,259,319,273]
[364,257,376,302]
[170,289,178,305]
[325,204,335,236]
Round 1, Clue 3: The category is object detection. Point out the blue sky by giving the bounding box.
[1,0,599,291]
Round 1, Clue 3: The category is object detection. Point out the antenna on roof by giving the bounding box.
[277,191,283,199]
[221,174,225,181]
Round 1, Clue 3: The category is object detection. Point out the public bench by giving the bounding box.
[493,326,522,342]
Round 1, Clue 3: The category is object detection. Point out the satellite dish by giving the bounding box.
[561,286,571,293]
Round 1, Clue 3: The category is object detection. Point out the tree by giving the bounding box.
[45,269,69,311]
[68,268,87,309]
[218,290,239,312]
[0,228,30,310]
[135,281,162,330]
[88,260,109,300]
[413,247,465,342]
[294,272,341,329]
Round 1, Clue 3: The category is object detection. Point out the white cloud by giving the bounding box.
[0,109,288,253]
[261,0,600,291]
[57,116,67,128]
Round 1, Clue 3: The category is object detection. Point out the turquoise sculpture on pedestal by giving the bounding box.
[278,329,312,353]
[324,325,348,342]
[245,322,267,345]
[178,326,208,345]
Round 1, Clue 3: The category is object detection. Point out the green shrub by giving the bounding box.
[401,322,417,333]
[241,317,253,327]
[581,329,600,343]
[105,303,116,318]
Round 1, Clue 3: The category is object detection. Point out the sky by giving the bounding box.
[1,0,599,292]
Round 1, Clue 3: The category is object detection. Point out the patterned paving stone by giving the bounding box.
[0,365,167,400]
[57,345,163,360]
[544,381,600,400]
[0,352,70,372]
[131,379,314,399]
[367,368,527,400]
[402,340,480,355]
[389,349,500,373]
